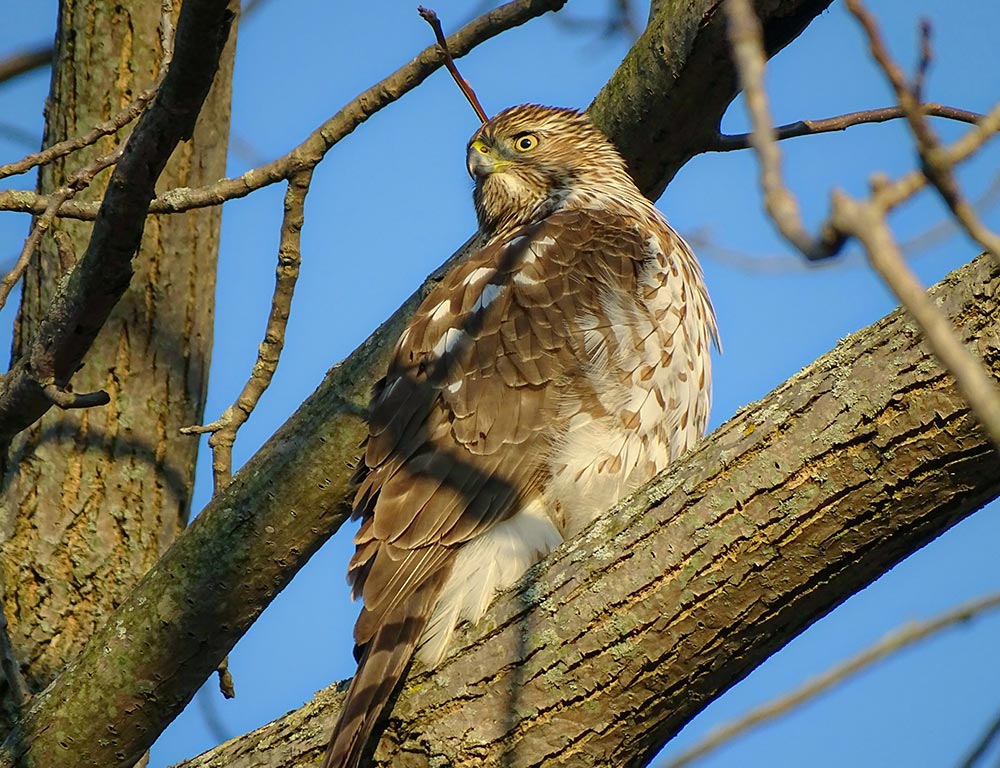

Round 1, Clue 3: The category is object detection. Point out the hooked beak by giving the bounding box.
[467,139,506,179]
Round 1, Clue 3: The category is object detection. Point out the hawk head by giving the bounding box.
[466,105,637,235]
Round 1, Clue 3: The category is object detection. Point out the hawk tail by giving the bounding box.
[322,582,440,768]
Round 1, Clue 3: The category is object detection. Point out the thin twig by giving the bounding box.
[872,99,1000,213]
[0,605,29,708]
[957,707,1000,768]
[0,145,125,311]
[723,0,842,260]
[174,149,313,699]
[181,168,313,492]
[42,383,111,410]
[0,86,157,181]
[690,171,1000,273]
[180,168,312,702]
[657,589,1000,768]
[0,44,52,85]
[0,0,565,221]
[831,192,1000,450]
[912,18,932,103]
[418,6,490,123]
[709,103,983,151]
[846,0,1000,268]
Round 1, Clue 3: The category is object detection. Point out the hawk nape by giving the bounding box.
[323,105,718,767]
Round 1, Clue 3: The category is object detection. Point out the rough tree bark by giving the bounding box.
[0,0,235,737]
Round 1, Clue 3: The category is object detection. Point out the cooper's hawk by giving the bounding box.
[324,104,718,767]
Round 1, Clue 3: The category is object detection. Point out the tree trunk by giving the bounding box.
[0,0,235,731]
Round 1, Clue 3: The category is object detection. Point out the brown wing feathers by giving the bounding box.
[324,209,658,767]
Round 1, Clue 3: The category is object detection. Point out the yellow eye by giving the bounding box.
[513,134,538,152]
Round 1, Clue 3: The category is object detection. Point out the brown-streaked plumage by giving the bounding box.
[323,105,719,768]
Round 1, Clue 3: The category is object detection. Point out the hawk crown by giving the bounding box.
[466,104,644,237]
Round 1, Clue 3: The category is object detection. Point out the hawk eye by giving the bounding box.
[514,134,538,152]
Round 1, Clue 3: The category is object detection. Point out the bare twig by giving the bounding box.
[0,145,125,311]
[832,191,1000,451]
[0,0,564,221]
[958,707,1000,768]
[897,171,1000,256]
[872,100,1000,213]
[0,86,157,181]
[690,172,1000,273]
[181,169,313,492]
[0,44,52,85]
[723,0,842,260]
[42,383,111,410]
[912,18,932,103]
[709,103,983,151]
[725,0,1000,449]
[657,589,1000,768]
[0,605,29,708]
[418,6,490,123]
[846,0,1000,268]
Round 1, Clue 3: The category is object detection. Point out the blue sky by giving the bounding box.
[2,1,999,766]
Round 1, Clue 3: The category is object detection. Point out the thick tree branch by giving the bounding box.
[177,252,1000,767]
[0,0,235,451]
[0,2,859,764]
[589,0,835,198]
[658,588,1000,768]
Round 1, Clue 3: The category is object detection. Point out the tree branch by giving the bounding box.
[0,0,834,222]
[844,0,1000,268]
[589,0,835,198]
[723,0,1000,449]
[0,143,125,312]
[0,85,156,182]
[724,0,843,259]
[709,103,983,151]
[0,0,236,451]
[180,168,313,493]
[958,706,1000,768]
[657,588,1000,768]
[0,45,51,86]
[176,252,1000,768]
